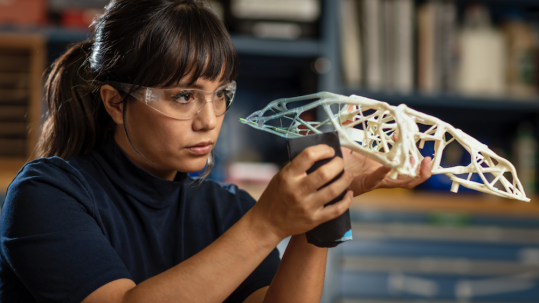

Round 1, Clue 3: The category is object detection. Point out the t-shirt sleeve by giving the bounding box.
[225,187,281,303]
[0,159,132,303]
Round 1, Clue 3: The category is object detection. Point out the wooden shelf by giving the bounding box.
[0,33,45,159]
[338,88,539,112]
[1,26,323,58]
[0,157,27,192]
[237,182,539,218]
[353,189,539,218]
[231,35,321,57]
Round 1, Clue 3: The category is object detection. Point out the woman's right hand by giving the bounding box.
[251,144,354,241]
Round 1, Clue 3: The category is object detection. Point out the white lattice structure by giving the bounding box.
[240,92,529,202]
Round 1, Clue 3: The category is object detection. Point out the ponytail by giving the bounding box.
[37,41,113,159]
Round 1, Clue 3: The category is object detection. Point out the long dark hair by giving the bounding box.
[38,0,238,179]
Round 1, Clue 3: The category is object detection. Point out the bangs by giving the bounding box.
[110,1,237,87]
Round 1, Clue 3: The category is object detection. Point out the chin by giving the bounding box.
[177,158,210,173]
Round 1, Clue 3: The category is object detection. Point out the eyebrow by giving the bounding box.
[176,80,228,89]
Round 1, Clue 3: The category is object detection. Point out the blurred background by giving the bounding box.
[2,0,539,302]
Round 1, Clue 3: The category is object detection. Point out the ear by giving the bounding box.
[100,85,124,125]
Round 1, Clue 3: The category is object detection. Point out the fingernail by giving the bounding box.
[348,190,354,198]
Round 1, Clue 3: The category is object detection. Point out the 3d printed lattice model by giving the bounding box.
[240,92,529,202]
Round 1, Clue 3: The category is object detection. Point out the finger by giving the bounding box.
[404,157,432,189]
[315,190,354,223]
[310,170,354,208]
[302,156,345,192]
[287,144,335,176]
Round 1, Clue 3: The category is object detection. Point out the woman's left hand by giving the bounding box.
[342,147,432,196]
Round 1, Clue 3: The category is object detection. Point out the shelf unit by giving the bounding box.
[2,0,539,155]
[315,1,539,302]
[339,89,539,111]
[0,25,324,58]
[323,0,539,109]
[0,33,45,158]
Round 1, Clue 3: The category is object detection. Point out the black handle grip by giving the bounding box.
[286,131,352,248]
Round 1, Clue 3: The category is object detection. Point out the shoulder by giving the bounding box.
[2,156,96,236]
[7,156,93,201]
[185,179,257,225]
[191,179,255,204]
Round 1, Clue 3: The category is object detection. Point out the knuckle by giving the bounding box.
[327,206,340,220]
[344,198,353,209]
[282,174,293,186]
[327,186,340,198]
[299,204,310,216]
[318,167,331,181]
[302,148,315,160]
[280,164,290,175]
[290,191,301,203]
[279,177,290,190]
[334,204,344,216]
[325,144,335,155]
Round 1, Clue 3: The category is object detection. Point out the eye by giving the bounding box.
[215,89,233,100]
[215,89,225,99]
[171,91,195,104]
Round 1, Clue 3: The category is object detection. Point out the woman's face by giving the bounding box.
[111,76,228,180]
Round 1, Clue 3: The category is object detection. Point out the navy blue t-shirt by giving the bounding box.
[0,137,280,303]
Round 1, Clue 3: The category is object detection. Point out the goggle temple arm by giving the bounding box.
[105,81,157,104]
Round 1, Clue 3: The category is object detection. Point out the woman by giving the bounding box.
[0,1,431,302]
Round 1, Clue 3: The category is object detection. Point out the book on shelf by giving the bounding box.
[391,0,414,93]
[340,0,414,92]
[417,1,435,93]
[418,0,456,94]
[382,0,395,90]
[339,0,362,86]
[438,0,457,92]
[362,0,383,90]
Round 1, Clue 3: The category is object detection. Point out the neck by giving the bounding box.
[113,130,177,181]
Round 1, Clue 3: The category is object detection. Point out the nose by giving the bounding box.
[192,99,217,131]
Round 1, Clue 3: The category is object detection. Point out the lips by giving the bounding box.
[186,141,213,155]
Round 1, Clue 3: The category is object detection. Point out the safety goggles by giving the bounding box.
[108,81,236,120]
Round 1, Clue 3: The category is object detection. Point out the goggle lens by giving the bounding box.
[112,81,236,120]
